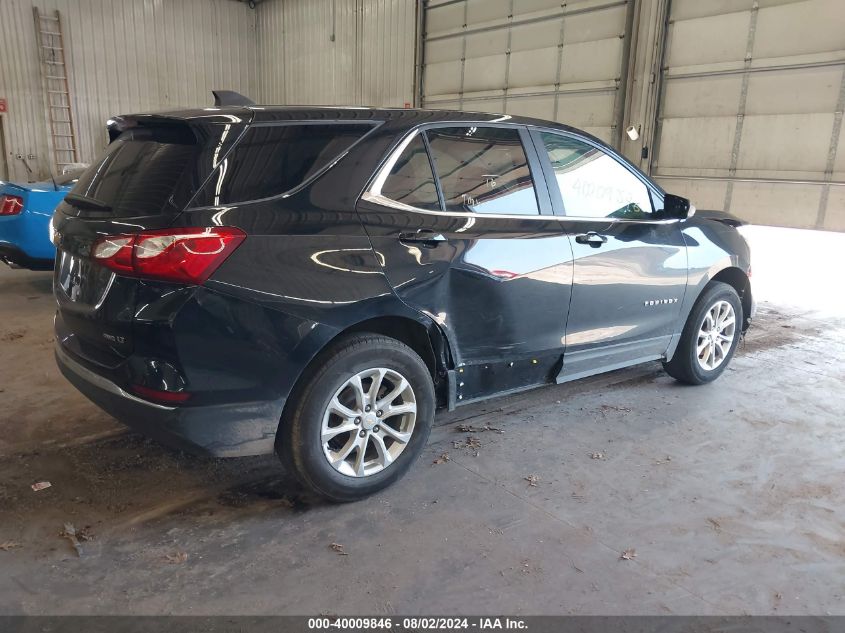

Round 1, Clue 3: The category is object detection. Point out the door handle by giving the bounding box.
[399,229,448,247]
[574,232,608,247]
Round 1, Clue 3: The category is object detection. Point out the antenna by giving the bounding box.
[212,90,256,107]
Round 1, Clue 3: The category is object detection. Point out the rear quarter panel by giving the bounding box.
[173,176,437,445]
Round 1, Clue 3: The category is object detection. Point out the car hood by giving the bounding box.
[694,209,746,227]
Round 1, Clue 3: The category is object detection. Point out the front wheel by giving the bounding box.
[663,281,743,385]
[277,333,435,502]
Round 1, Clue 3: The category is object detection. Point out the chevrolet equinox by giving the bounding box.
[52,106,754,501]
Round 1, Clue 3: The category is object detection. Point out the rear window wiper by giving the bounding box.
[64,192,112,213]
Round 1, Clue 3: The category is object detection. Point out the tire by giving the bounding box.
[663,281,743,385]
[277,333,435,502]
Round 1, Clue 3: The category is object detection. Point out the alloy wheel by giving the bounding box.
[321,367,417,477]
[696,300,736,371]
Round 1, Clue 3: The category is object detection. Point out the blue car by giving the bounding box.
[0,170,83,270]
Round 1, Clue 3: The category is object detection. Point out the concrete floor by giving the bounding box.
[1,226,844,615]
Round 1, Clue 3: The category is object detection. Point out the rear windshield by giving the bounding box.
[193,123,374,206]
[69,126,198,217]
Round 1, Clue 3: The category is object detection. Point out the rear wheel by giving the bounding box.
[663,282,743,385]
[277,333,435,502]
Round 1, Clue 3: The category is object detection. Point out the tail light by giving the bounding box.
[91,227,246,285]
[130,384,191,403]
[0,195,24,216]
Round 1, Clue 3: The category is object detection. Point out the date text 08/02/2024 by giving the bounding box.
[307,617,528,630]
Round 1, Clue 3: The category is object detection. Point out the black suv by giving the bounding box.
[52,106,754,501]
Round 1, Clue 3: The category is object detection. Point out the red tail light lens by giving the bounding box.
[91,227,246,285]
[0,195,24,216]
[91,235,134,274]
[130,384,192,403]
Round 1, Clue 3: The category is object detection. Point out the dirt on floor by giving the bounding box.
[1,265,845,616]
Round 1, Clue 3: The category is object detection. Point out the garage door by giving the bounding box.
[421,0,633,146]
[652,0,845,231]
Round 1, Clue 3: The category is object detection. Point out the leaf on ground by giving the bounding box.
[165,551,188,564]
[620,548,637,561]
[330,542,348,556]
[0,541,21,551]
[73,525,94,542]
[456,423,504,434]
[707,518,722,532]
[432,453,450,465]
[452,436,482,453]
[524,474,540,487]
[31,481,52,492]
[589,452,605,460]
[599,404,632,414]
[654,456,672,465]
[60,523,83,557]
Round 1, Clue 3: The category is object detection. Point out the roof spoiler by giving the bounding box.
[212,90,255,107]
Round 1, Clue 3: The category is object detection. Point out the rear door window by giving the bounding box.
[378,134,441,210]
[425,126,540,215]
[200,123,374,205]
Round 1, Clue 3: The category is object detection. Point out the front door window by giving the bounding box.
[539,132,653,220]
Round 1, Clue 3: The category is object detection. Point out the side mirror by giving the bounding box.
[663,194,696,220]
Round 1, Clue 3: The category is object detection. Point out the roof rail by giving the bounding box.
[212,90,256,107]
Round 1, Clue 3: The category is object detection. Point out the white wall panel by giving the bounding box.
[421,0,630,144]
[654,0,845,230]
[0,0,259,182]
[0,0,46,181]
[256,0,416,108]
[361,0,417,106]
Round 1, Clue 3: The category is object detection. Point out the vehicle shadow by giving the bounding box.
[0,430,318,546]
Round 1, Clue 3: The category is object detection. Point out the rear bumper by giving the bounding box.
[0,243,54,271]
[0,206,57,264]
[56,343,281,457]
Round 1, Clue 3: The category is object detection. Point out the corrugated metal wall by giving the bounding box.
[3,0,842,231]
[0,0,259,182]
[257,0,416,108]
[421,0,633,145]
[0,0,415,182]
[652,0,845,231]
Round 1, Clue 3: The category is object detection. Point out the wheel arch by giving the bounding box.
[341,315,451,383]
[665,264,751,363]
[709,266,752,332]
[277,313,454,443]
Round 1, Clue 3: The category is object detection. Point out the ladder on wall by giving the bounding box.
[33,7,78,173]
